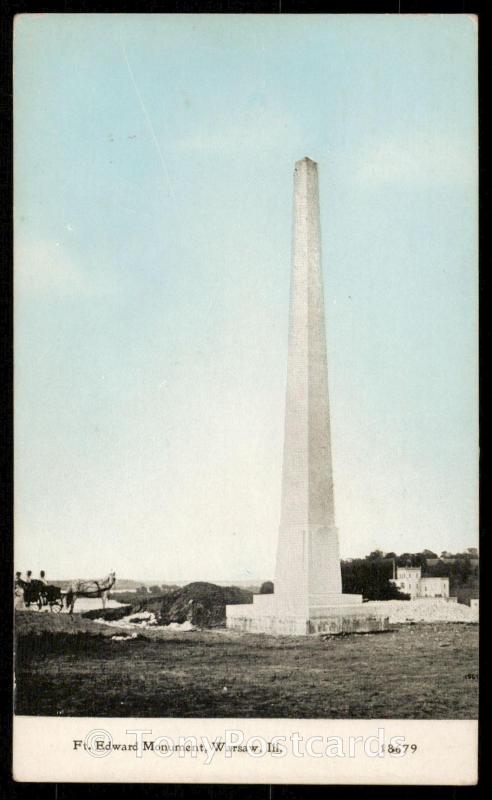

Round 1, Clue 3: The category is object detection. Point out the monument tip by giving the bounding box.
[295,156,318,168]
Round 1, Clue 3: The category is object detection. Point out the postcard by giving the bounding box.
[13,13,478,785]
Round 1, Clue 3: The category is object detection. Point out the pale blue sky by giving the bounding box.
[14,14,478,580]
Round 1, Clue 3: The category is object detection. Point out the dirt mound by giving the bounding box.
[126,581,253,628]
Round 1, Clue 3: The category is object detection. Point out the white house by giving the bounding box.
[391,567,449,599]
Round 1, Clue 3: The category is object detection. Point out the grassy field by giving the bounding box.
[15,612,478,719]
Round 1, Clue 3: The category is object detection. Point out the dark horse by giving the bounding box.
[65,572,116,614]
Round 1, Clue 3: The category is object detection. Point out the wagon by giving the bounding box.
[22,581,64,612]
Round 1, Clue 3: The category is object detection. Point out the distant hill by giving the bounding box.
[168,579,266,591]
[50,577,265,593]
[51,578,152,591]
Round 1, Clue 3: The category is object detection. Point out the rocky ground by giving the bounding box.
[364,598,479,624]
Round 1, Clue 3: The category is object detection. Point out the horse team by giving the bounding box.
[14,570,116,614]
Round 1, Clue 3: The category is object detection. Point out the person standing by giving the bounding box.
[23,571,33,607]
[14,572,24,609]
[39,570,48,605]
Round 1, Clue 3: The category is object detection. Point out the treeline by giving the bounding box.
[341,557,408,601]
[136,584,181,595]
[421,554,478,606]
[260,557,408,600]
[112,584,181,605]
[342,549,478,604]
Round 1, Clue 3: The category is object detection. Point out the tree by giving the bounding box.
[414,553,427,568]
[397,553,415,567]
[259,581,274,594]
[367,549,385,560]
[452,558,471,583]
[342,560,409,601]
[426,560,451,578]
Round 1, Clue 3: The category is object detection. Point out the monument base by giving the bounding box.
[226,593,389,635]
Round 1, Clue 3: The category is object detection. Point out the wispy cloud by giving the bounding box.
[354,132,477,188]
[15,239,106,298]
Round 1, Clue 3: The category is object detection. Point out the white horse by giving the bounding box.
[65,571,116,614]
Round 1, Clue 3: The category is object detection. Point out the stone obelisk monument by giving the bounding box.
[226,158,388,634]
